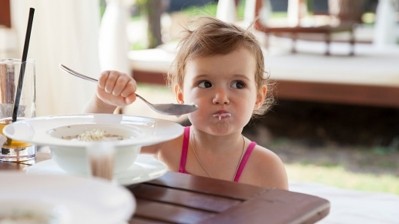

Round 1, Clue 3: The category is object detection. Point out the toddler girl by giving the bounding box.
[86,17,288,189]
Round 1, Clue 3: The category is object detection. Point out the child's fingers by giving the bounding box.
[98,71,115,93]
[98,71,108,88]
[97,88,127,107]
[111,77,125,96]
[98,71,131,94]
[104,71,119,94]
[124,92,136,104]
[96,70,137,107]
[113,75,136,96]
[120,79,136,97]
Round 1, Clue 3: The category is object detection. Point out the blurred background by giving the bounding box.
[119,0,399,196]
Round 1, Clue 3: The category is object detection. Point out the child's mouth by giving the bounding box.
[213,112,231,120]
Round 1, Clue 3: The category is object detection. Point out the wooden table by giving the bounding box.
[1,153,330,224]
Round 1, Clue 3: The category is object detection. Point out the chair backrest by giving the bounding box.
[253,0,366,28]
[328,0,366,25]
[253,0,305,28]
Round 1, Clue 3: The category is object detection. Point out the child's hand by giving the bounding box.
[96,70,137,107]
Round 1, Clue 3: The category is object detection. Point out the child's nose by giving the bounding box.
[212,89,230,105]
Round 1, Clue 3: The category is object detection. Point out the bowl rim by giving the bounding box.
[3,113,183,148]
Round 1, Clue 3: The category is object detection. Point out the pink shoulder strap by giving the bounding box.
[178,126,190,173]
[234,142,256,182]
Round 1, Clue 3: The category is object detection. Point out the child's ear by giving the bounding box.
[255,85,267,109]
[174,84,184,104]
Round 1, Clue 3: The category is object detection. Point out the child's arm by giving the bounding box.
[85,71,137,113]
[264,152,289,190]
[246,146,289,190]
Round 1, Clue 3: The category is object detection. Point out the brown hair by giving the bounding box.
[168,16,273,115]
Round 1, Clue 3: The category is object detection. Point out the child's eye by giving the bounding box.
[231,80,246,89]
[198,80,212,88]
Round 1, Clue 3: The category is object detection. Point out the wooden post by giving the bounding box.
[0,0,11,28]
[146,0,163,48]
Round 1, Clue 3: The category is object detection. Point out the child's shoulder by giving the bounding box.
[252,143,280,158]
[249,144,285,170]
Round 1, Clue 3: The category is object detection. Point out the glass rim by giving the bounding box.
[0,58,35,65]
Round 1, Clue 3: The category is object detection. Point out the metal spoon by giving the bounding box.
[59,64,197,116]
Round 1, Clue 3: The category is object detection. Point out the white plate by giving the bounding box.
[26,154,168,185]
[3,114,183,147]
[0,172,135,224]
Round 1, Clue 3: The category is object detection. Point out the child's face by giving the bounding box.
[176,46,266,135]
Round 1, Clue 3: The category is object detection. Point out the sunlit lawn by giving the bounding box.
[269,138,399,195]
[286,163,399,195]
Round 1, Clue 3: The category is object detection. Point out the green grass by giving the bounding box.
[268,136,399,196]
[179,2,218,18]
[286,163,399,195]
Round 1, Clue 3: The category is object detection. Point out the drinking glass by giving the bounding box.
[0,58,36,162]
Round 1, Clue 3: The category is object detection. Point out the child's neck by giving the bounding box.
[190,130,246,180]
[190,128,243,153]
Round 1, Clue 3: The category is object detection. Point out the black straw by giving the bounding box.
[12,8,35,122]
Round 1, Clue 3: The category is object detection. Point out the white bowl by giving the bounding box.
[47,123,142,175]
[4,114,183,176]
[0,198,69,224]
[0,172,135,223]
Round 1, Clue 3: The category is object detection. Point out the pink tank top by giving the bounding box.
[179,126,256,182]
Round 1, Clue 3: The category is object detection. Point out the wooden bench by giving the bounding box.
[129,43,399,108]
[253,0,356,56]
[129,1,399,108]
[254,23,356,56]
[132,70,399,108]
